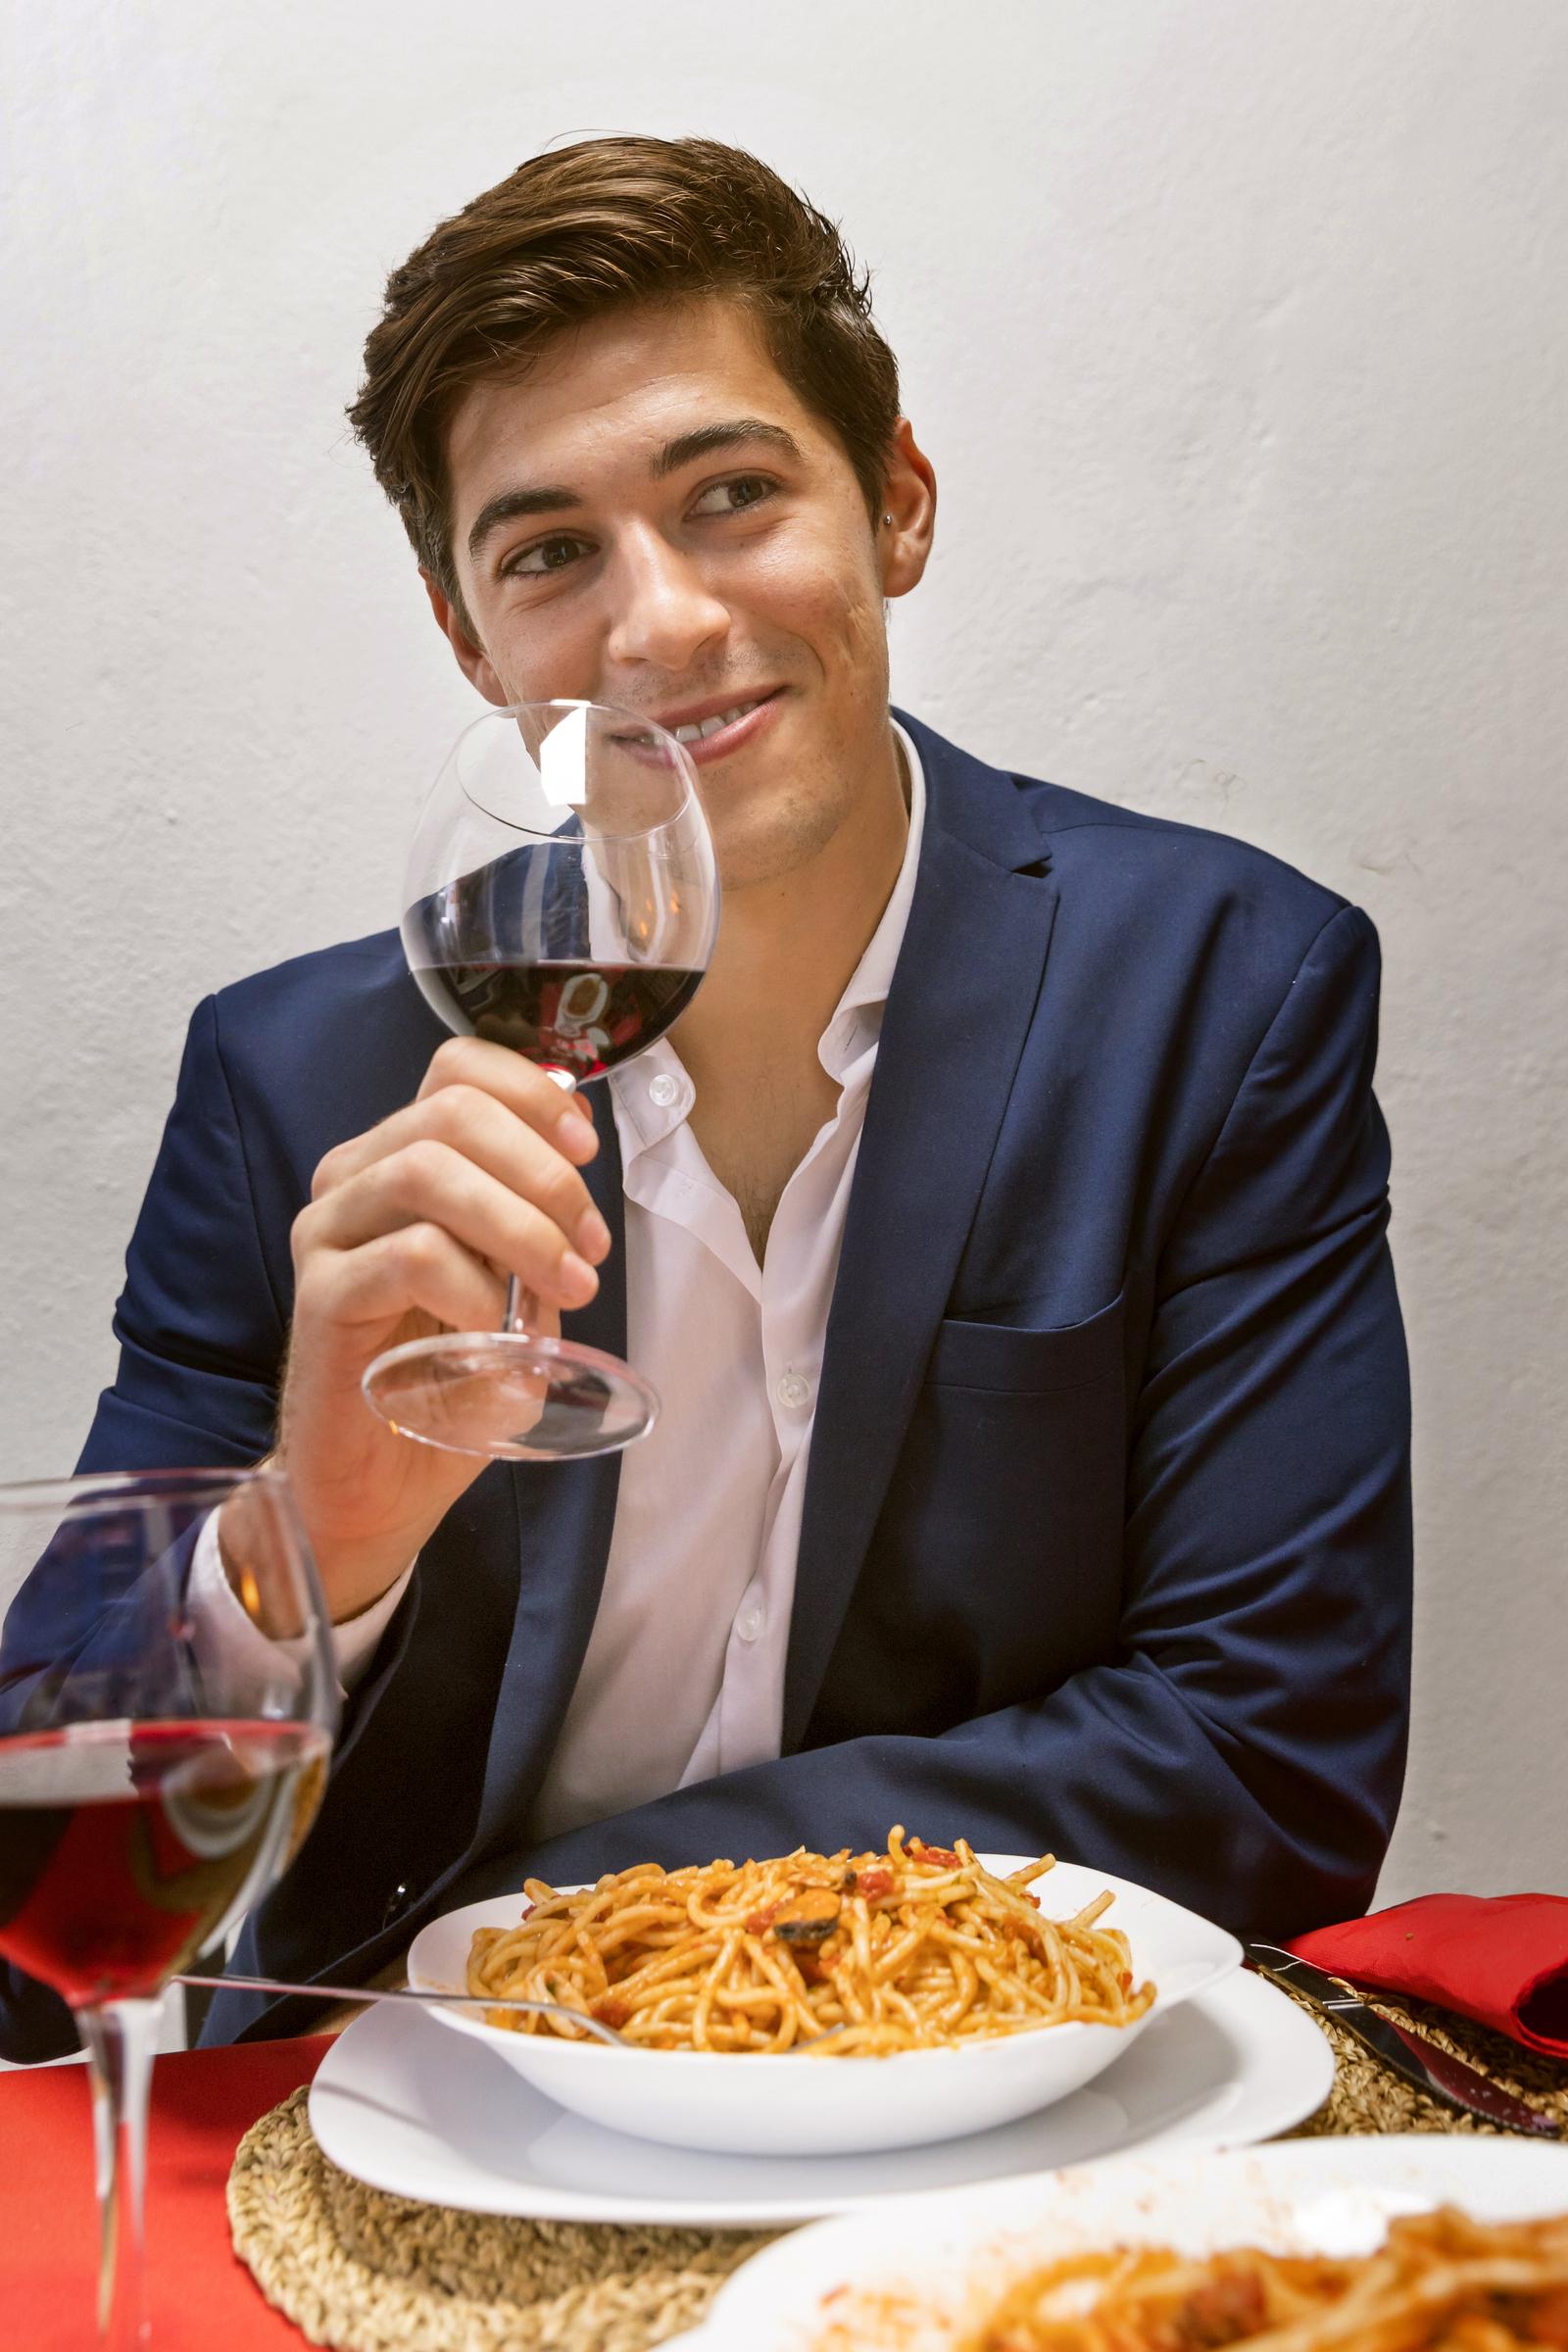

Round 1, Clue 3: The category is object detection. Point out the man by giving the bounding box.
[0,136,1411,2061]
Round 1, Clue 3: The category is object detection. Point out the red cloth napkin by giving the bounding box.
[1288,1892,1568,2058]
[0,2034,331,2350]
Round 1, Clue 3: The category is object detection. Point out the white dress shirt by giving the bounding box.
[190,722,926,1844]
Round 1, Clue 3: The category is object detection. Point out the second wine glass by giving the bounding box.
[363,700,719,1462]
[0,1465,337,2347]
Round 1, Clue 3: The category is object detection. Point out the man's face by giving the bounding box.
[433,299,933,891]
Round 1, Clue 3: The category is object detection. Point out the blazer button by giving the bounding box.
[380,1883,410,1931]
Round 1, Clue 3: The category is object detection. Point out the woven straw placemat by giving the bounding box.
[229,2091,778,2351]
[228,1984,1567,2352]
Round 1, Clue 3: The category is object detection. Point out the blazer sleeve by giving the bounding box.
[0,998,418,2061]
[0,1002,280,2057]
[74,994,287,1474]
[498,903,1413,1939]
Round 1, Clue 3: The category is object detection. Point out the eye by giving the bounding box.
[503,534,592,579]
[689,473,777,517]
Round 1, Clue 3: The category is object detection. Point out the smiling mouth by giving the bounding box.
[617,691,781,749]
[669,695,773,744]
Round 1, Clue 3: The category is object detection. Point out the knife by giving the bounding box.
[1245,1940,1561,2138]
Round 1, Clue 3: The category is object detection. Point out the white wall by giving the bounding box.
[3,0,1564,1906]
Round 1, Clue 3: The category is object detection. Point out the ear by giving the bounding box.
[419,570,512,707]
[878,418,937,600]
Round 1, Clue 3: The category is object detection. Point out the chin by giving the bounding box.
[711,790,847,894]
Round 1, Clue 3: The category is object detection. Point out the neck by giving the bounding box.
[674,720,910,1084]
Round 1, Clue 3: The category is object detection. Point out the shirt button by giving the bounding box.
[648,1072,680,1108]
[776,1371,812,1410]
[736,1603,764,1643]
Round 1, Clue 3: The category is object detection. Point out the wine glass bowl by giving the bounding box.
[363,702,719,1462]
[0,1466,337,2344]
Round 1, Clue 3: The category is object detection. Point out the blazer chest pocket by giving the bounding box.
[850,1288,1131,1732]
[927,1286,1127,1396]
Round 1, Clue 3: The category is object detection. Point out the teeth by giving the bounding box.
[672,700,763,745]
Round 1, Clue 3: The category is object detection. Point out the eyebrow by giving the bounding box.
[465,418,805,564]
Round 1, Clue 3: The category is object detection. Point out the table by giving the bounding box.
[4,1991,1560,2351]
[0,2034,330,2351]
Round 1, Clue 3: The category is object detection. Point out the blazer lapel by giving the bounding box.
[782,718,1059,1747]
[473,1082,628,1852]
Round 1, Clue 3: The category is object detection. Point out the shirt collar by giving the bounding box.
[832,718,926,1026]
[813,718,925,1084]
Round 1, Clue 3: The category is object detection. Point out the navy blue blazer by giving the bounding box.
[0,712,1411,2060]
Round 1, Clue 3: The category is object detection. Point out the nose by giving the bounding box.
[605,527,730,674]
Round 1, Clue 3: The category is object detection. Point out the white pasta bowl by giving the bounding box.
[404,1857,1241,2157]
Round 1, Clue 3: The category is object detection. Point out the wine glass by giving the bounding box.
[362,700,719,1461]
[0,1467,337,2346]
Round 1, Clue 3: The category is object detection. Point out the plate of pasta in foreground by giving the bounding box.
[669,2137,1568,2351]
[401,1834,1241,2156]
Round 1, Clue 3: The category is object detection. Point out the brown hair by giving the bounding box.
[347,135,902,635]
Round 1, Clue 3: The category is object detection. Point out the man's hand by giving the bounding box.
[269,1039,612,1624]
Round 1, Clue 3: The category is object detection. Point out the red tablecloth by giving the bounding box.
[0,2034,331,2350]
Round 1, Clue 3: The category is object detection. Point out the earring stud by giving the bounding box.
[882,512,893,525]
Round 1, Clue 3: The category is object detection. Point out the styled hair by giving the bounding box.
[347,135,902,633]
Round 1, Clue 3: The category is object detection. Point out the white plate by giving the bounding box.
[405,1858,1241,2157]
[673,2135,1568,2349]
[308,1965,1332,2227]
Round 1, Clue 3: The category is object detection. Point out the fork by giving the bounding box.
[176,1970,628,2045]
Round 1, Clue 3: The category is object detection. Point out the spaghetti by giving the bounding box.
[965,2208,1568,2351]
[466,1827,1154,2054]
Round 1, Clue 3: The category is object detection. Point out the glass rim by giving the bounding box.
[0,1463,293,1518]
[447,697,708,845]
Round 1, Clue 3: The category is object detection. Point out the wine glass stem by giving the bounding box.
[77,1995,163,2345]
[502,1278,541,1337]
[504,1062,578,1338]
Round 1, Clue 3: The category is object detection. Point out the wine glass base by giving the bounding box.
[362,1330,658,1461]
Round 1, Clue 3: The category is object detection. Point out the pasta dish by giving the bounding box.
[965,2209,1568,2350]
[466,1827,1154,2054]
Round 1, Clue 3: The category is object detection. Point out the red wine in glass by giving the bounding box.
[0,1719,331,2009]
[0,1466,336,2346]
[411,958,704,1080]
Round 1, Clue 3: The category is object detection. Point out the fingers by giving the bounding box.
[301,1041,611,1314]
[294,1220,512,1338]
[417,1037,599,1152]
[327,1082,605,1252]
[318,1041,598,1183]
[297,1129,603,1311]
